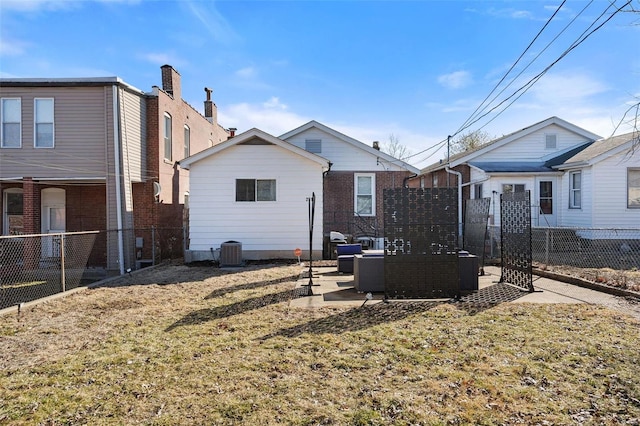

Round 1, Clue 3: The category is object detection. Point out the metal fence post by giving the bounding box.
[60,234,66,292]
[152,226,156,265]
[545,228,550,267]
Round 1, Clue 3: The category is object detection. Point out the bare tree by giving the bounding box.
[381,133,412,160]
[450,130,493,155]
[612,95,640,154]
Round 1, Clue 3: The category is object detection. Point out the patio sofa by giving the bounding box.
[336,244,362,273]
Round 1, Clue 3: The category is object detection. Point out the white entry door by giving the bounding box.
[41,188,66,258]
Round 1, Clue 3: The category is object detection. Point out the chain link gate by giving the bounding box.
[384,187,460,299]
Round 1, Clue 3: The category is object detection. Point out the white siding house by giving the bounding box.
[180,128,330,262]
[555,132,640,233]
[417,117,602,227]
[280,120,418,173]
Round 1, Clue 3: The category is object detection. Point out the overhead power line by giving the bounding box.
[451,0,632,140]
[455,0,568,136]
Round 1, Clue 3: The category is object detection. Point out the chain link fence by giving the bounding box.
[0,231,98,310]
[1,227,186,310]
[486,226,640,295]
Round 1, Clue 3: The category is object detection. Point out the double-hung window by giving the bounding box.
[628,168,640,208]
[34,98,54,148]
[569,171,581,208]
[163,113,172,161]
[502,184,525,193]
[184,125,190,159]
[354,173,375,216]
[1,98,21,148]
[236,179,276,202]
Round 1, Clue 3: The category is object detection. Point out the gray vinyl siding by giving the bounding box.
[0,86,112,179]
[118,88,146,182]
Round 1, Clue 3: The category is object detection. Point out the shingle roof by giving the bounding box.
[563,132,638,165]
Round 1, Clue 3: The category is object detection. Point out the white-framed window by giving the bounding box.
[545,133,557,149]
[34,98,54,148]
[539,181,553,214]
[569,171,581,209]
[474,183,483,199]
[628,168,640,209]
[354,173,375,216]
[235,179,276,202]
[1,98,21,148]
[163,113,172,161]
[305,139,322,153]
[184,125,190,159]
[502,184,525,193]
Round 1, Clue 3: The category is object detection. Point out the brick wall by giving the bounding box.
[66,185,106,232]
[142,66,229,235]
[323,170,414,239]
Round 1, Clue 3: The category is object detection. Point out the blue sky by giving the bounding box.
[1,0,638,167]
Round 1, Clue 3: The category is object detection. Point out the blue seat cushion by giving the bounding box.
[336,244,362,256]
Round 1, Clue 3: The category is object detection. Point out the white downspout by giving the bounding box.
[445,166,463,245]
[112,85,125,275]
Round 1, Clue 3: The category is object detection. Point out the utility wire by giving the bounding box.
[451,0,631,139]
[455,0,594,137]
[455,0,568,136]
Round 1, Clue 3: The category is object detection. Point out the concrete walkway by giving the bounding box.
[290,264,640,321]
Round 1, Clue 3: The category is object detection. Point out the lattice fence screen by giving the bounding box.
[500,191,534,292]
[384,188,460,299]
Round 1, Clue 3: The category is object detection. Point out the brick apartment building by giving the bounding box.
[0,65,229,274]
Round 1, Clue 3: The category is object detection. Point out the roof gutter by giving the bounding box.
[445,166,463,243]
[403,173,417,188]
[323,161,333,178]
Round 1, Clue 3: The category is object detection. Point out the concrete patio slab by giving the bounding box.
[290,264,637,312]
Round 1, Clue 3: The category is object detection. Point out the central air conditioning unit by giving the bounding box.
[220,241,242,267]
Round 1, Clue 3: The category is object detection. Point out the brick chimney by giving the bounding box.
[161,65,181,99]
[228,128,237,138]
[203,87,217,124]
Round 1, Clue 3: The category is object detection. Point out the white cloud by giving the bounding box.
[437,71,472,90]
[218,98,310,136]
[184,0,240,46]
[529,71,608,104]
[0,0,75,12]
[230,65,272,91]
[0,37,28,56]
[486,7,536,20]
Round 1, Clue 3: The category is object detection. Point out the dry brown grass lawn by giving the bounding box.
[1,262,639,425]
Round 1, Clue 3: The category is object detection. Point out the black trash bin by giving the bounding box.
[458,250,479,293]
